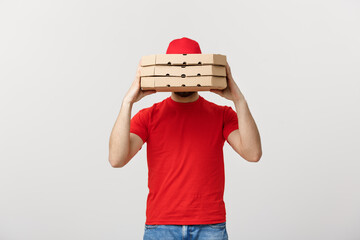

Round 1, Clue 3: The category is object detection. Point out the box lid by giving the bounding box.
[141,76,226,88]
[141,54,227,66]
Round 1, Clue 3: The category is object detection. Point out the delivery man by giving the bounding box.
[109,37,262,240]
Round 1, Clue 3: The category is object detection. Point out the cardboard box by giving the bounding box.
[141,54,227,66]
[141,76,227,92]
[140,65,226,77]
[139,53,228,92]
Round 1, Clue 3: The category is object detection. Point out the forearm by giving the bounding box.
[108,99,133,167]
[233,97,262,160]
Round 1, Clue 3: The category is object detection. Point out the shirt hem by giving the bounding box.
[145,219,226,225]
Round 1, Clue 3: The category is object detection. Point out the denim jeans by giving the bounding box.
[143,221,228,240]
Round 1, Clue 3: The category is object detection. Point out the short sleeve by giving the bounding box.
[130,108,150,143]
[223,106,239,141]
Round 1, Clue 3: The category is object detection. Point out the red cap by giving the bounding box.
[166,37,202,54]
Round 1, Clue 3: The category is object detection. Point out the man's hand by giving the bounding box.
[124,59,157,104]
[210,60,244,102]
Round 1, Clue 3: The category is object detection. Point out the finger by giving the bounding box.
[226,63,231,73]
[144,90,156,95]
[136,68,141,79]
[225,60,231,74]
[210,89,221,95]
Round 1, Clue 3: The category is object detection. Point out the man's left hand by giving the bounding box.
[210,60,245,102]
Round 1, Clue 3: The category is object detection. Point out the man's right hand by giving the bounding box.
[124,59,156,104]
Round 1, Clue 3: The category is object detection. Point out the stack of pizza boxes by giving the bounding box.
[140,54,227,92]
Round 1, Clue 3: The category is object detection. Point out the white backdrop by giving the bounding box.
[0,0,359,239]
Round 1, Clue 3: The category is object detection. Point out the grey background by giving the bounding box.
[0,0,359,239]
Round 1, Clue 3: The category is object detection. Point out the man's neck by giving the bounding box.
[170,92,199,103]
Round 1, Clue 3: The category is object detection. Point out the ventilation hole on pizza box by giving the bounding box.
[181,74,186,78]
[183,61,186,65]
[183,54,187,56]
[167,62,171,65]
[198,61,202,65]
[181,65,186,68]
[181,84,186,87]
[197,73,201,76]
[166,73,170,76]
[197,84,201,86]
[167,84,170,87]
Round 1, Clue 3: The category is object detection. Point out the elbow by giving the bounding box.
[247,151,262,162]
[108,156,124,168]
[111,163,123,168]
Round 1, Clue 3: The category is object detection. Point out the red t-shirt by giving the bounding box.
[130,95,239,225]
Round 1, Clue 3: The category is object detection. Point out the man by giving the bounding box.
[108,37,262,240]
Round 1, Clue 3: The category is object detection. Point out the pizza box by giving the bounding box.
[140,65,226,77]
[140,76,227,92]
[140,53,227,66]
